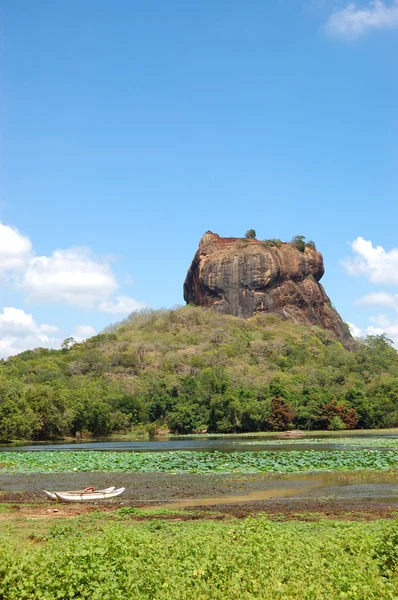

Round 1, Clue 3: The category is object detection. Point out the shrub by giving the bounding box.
[244,229,257,239]
[328,415,346,431]
[291,235,306,252]
[306,240,316,250]
[262,239,282,248]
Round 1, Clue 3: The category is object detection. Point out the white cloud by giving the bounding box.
[72,324,97,342]
[356,292,398,308]
[0,307,60,359]
[347,321,363,337]
[343,237,398,284]
[0,221,146,315]
[22,248,118,308]
[325,1,398,37]
[99,295,147,314]
[369,313,391,327]
[346,238,398,346]
[0,223,32,273]
[366,317,398,346]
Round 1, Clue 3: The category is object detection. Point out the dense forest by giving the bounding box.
[0,306,398,441]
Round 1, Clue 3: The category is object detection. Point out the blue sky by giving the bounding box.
[0,0,397,356]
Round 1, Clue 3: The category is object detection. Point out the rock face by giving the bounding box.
[184,232,353,346]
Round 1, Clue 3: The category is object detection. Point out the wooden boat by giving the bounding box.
[43,486,116,501]
[53,487,125,502]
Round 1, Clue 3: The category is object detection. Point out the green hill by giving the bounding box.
[0,306,397,440]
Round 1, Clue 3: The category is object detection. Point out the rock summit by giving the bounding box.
[183,232,352,346]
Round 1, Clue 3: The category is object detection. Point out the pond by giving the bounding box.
[1,433,398,508]
[1,431,398,453]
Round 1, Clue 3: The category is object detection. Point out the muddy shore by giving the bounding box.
[1,470,398,519]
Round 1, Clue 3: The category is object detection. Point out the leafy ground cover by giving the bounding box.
[0,514,398,599]
[235,437,398,449]
[2,448,398,473]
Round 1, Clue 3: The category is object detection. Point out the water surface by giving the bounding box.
[2,432,398,453]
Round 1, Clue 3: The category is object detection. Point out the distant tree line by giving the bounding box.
[0,307,397,440]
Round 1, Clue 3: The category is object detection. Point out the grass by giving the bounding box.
[0,513,398,599]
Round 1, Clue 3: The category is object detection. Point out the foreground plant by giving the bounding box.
[0,517,397,599]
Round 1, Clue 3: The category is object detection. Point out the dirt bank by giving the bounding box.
[1,470,398,520]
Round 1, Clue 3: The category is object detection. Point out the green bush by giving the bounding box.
[328,415,346,430]
[291,235,306,252]
[306,240,316,250]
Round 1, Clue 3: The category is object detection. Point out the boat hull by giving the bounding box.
[53,487,125,502]
[44,486,116,501]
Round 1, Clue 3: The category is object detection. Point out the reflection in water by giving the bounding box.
[146,489,303,510]
[145,474,330,510]
[145,472,398,510]
[2,435,398,453]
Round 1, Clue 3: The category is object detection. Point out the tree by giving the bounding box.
[61,337,76,351]
[245,229,256,239]
[291,235,306,252]
[267,397,295,431]
[320,400,358,430]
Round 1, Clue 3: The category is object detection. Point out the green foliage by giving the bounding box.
[328,415,346,430]
[306,240,316,250]
[3,447,398,474]
[262,238,283,248]
[290,237,317,252]
[244,228,256,239]
[374,521,398,577]
[291,235,306,252]
[61,337,76,351]
[0,516,397,599]
[0,307,398,438]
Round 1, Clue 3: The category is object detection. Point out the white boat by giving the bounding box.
[43,486,116,501]
[53,487,125,502]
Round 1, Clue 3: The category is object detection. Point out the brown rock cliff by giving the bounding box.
[183,232,353,346]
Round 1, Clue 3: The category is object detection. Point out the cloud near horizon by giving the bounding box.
[325,1,398,38]
[72,324,97,342]
[356,291,398,309]
[99,295,148,314]
[342,237,398,284]
[0,307,61,359]
[22,248,118,308]
[0,223,32,274]
[0,222,146,357]
[0,222,145,311]
[345,237,398,346]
